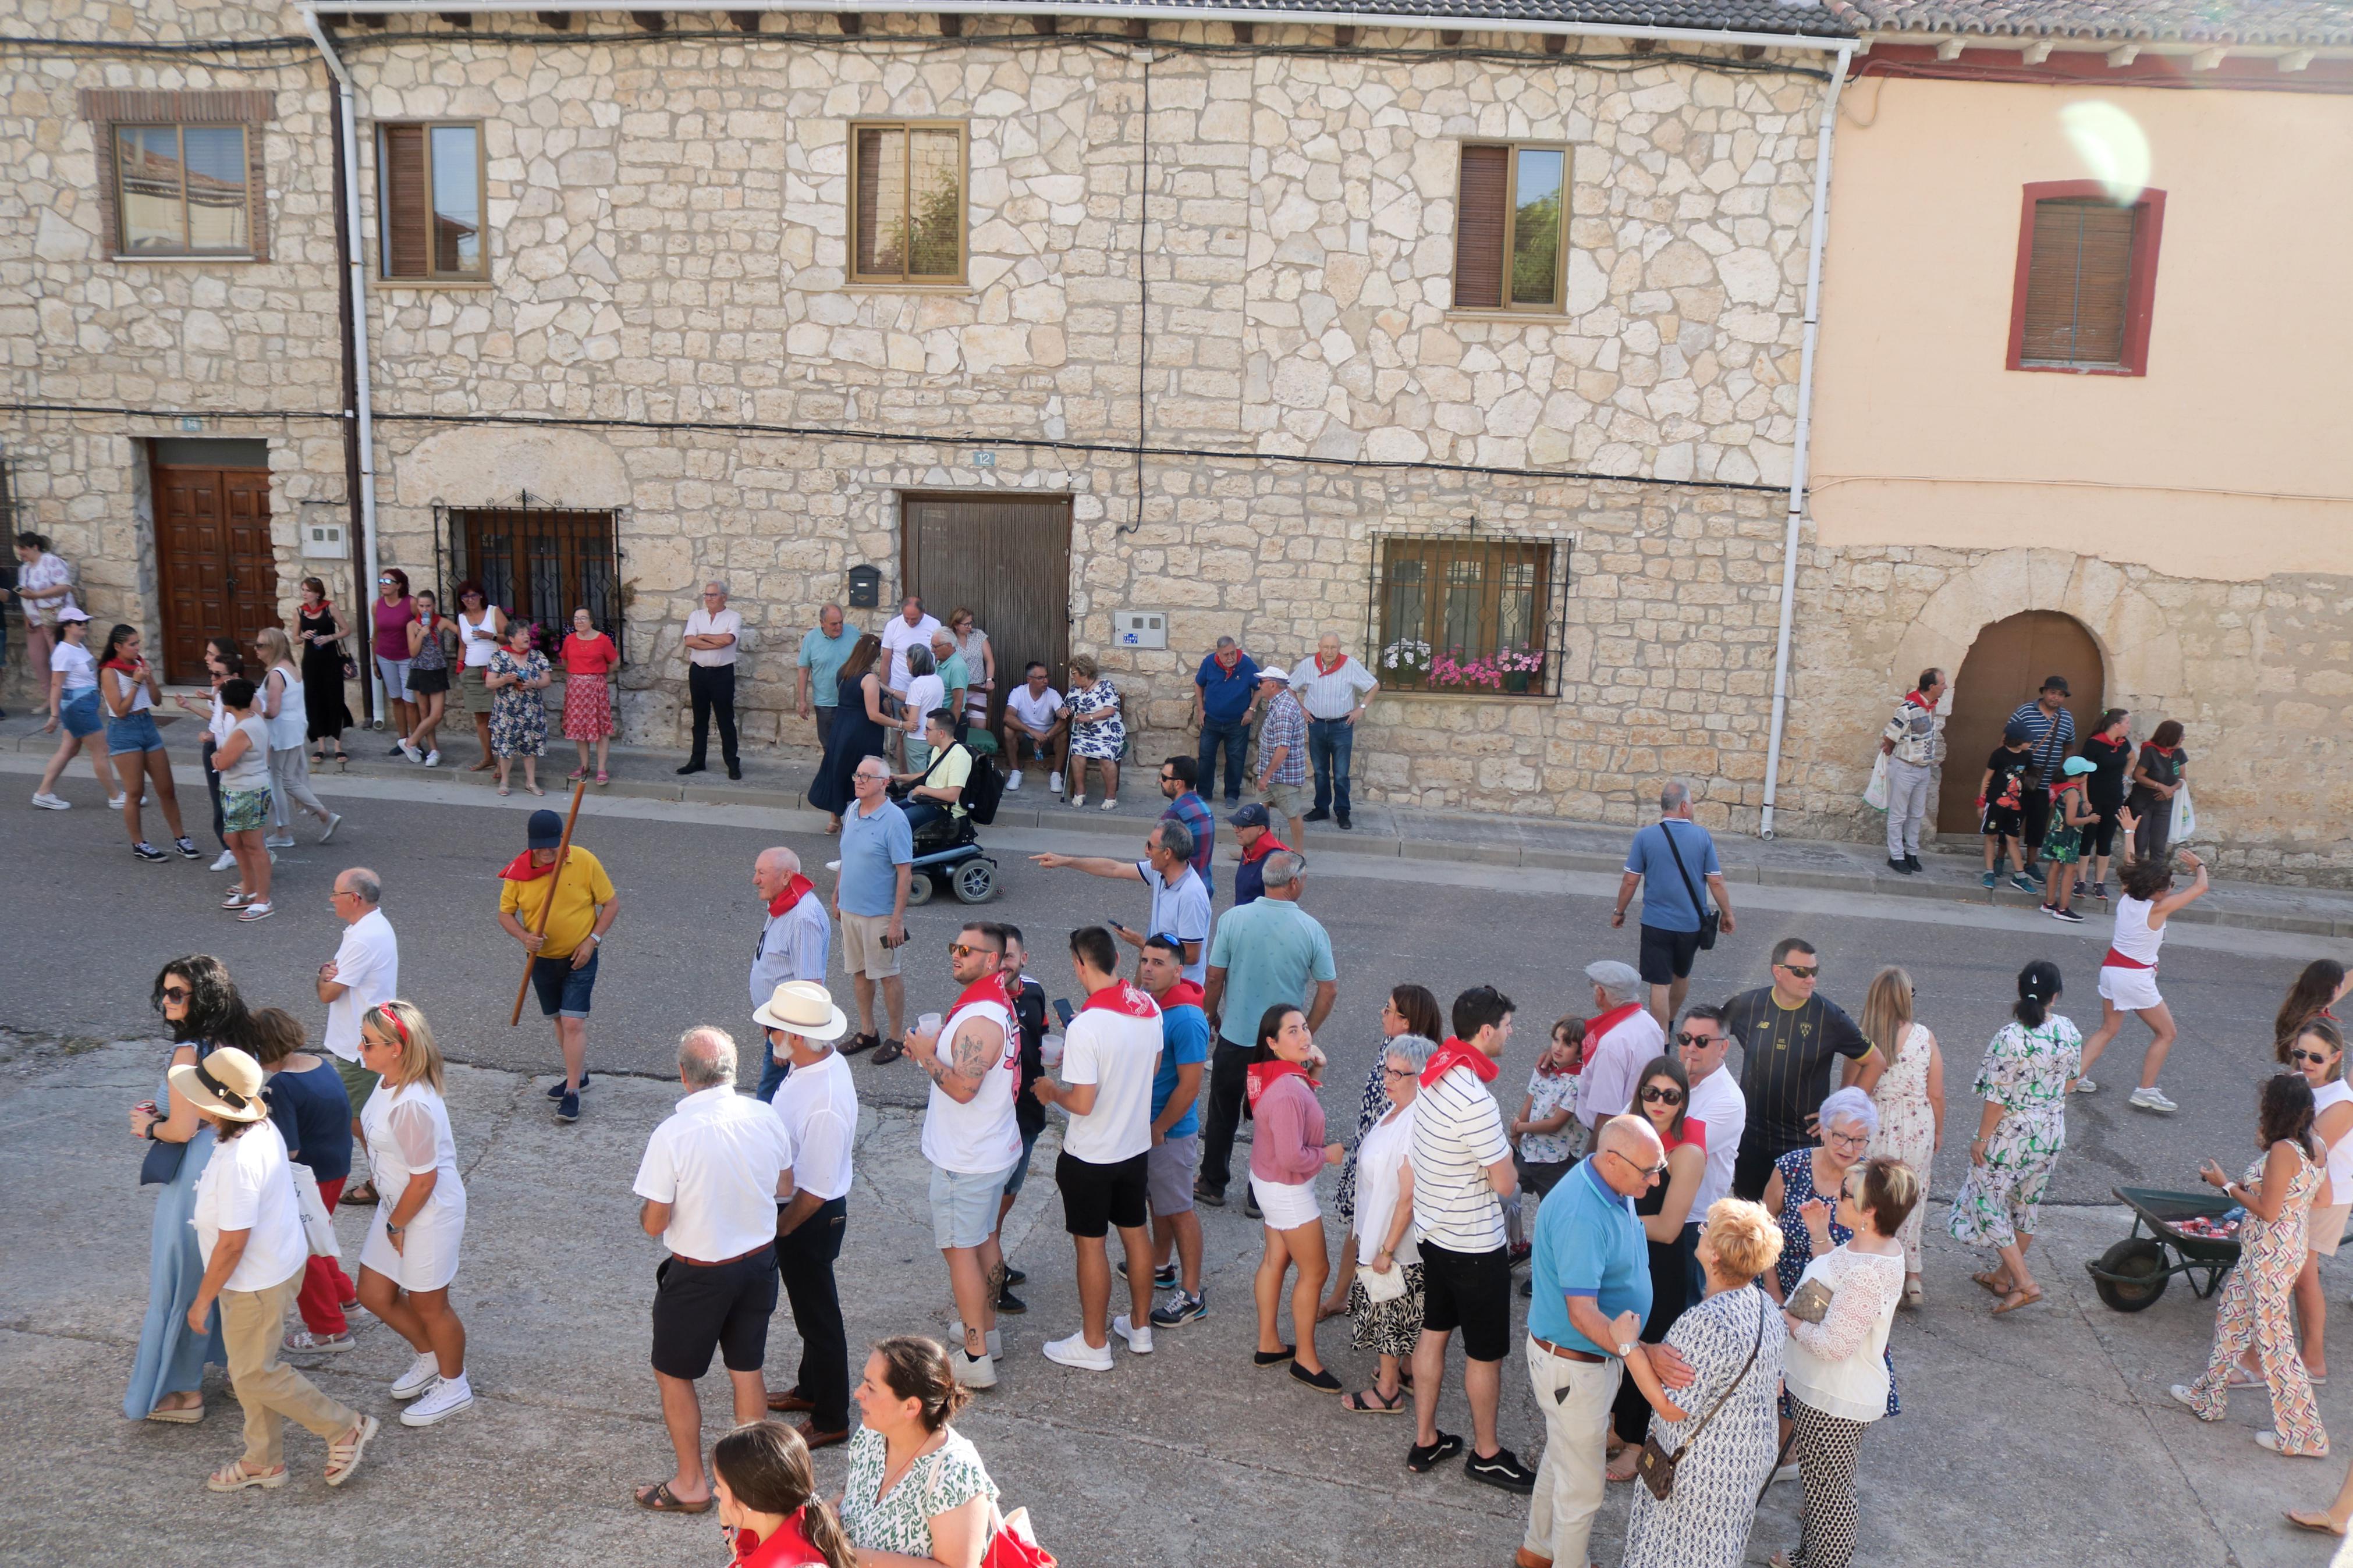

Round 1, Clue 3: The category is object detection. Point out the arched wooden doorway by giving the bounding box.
[1938,611,2106,834]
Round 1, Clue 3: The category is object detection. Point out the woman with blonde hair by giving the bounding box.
[254,626,340,848]
[353,1000,473,1428]
[1853,966,1942,1307]
[1064,653,1124,809]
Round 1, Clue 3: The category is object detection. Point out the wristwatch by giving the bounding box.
[1616,1341,1636,1358]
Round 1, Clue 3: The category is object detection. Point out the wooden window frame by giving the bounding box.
[846,120,970,288]
[112,124,254,259]
[79,90,274,263]
[377,121,491,283]
[1454,141,1570,315]
[2006,180,2166,378]
[1367,535,1568,699]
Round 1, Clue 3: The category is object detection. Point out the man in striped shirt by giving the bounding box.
[1291,633,1378,831]
[2007,676,2077,862]
[1409,985,1537,1494]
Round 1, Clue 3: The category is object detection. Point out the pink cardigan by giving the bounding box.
[1250,1073,1326,1186]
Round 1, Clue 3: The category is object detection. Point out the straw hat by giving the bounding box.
[166,1047,270,1122]
[753,980,850,1043]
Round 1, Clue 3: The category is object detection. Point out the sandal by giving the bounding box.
[526,784,545,797]
[145,1396,204,1424]
[497,785,510,797]
[1971,1269,2010,1296]
[1606,1448,1643,1483]
[872,1038,906,1065]
[1341,1386,1406,1413]
[2288,1509,2350,1536]
[340,1181,378,1206]
[595,771,609,786]
[1992,1285,2044,1315]
[569,767,589,781]
[324,1413,378,1487]
[840,1032,879,1058]
[634,1480,714,1514]
[207,1460,287,1492]
[469,759,495,773]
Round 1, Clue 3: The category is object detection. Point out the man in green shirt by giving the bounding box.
[1195,851,1337,1206]
[929,629,970,730]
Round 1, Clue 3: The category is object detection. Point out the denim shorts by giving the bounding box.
[929,1162,1015,1250]
[105,710,166,755]
[530,946,599,1018]
[60,689,102,738]
[1000,1124,1044,1199]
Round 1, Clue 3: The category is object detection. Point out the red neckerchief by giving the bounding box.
[1213,648,1244,673]
[1586,1002,1644,1045]
[2148,744,2179,757]
[731,1510,823,1568]
[952,972,1013,1016]
[766,874,814,918]
[1081,981,1160,1020]
[1421,1035,1501,1088]
[1240,833,1289,865]
[103,657,142,676]
[499,848,565,883]
[1161,979,1206,1011]
[1903,691,1933,710]
[1247,1058,1314,1110]
[1313,652,1346,678]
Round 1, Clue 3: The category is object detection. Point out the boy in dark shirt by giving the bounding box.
[1979,722,2041,893]
[989,925,1049,1314]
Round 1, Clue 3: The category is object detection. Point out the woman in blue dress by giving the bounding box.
[123,955,254,1421]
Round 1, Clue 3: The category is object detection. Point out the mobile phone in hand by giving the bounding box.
[1105,915,1126,933]
[1052,998,1074,1029]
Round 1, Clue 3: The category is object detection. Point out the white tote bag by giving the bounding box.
[1357,1259,1408,1303]
[2170,783,2196,841]
[1862,752,1890,812]
[289,1162,342,1260]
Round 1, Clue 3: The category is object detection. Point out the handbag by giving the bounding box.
[139,1135,187,1187]
[289,1162,342,1260]
[1786,1275,1835,1324]
[980,1503,1056,1568]
[1659,820,1720,951]
[1357,1257,1408,1304]
[1636,1292,1768,1502]
[1862,752,1890,812]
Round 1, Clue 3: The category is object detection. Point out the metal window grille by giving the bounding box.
[1365,535,1570,697]
[434,495,623,664]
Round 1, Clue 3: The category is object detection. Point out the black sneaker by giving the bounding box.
[1903,855,1924,873]
[676,762,707,776]
[173,837,201,860]
[2049,904,2086,923]
[131,841,169,863]
[1151,1290,1207,1328]
[1303,808,1331,822]
[1407,1431,1463,1473]
[1193,1181,1227,1208]
[1003,1265,1027,1286]
[545,1074,591,1100]
[1243,1190,1262,1221]
[1886,856,1914,875]
[556,1090,580,1123]
[1118,1259,1180,1288]
[993,1284,1028,1315]
[1465,1447,1537,1494]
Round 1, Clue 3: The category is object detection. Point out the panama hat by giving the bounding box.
[753,980,850,1043]
[166,1047,271,1122]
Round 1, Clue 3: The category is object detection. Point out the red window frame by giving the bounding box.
[2005,180,2166,378]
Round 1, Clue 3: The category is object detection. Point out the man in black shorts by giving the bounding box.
[1612,780,1737,1026]
[1719,938,1880,1202]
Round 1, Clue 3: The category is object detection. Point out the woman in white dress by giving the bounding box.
[354,1000,473,1428]
[1854,966,1943,1307]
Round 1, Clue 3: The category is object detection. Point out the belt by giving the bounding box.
[673,1242,775,1268]
[2102,948,2156,972]
[1531,1336,1607,1364]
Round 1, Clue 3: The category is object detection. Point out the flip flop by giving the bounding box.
[1341,1387,1406,1413]
[2287,1510,2349,1536]
[634,1481,714,1514]
[1992,1285,2044,1315]
[340,1181,378,1206]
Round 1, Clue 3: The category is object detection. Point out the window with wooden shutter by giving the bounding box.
[113,125,250,257]
[1369,536,1568,697]
[849,122,967,285]
[2007,182,2165,377]
[1454,143,1569,313]
[379,122,487,281]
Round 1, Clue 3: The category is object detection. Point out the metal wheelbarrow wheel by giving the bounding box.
[2091,1237,2170,1312]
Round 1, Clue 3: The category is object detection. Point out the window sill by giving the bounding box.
[114,254,257,264]
[840,282,973,294]
[1444,309,1573,325]
[2010,360,2144,378]
[1375,687,1559,703]
[378,278,496,289]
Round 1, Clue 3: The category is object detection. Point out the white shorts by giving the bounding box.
[359,1199,464,1292]
[1250,1174,1321,1232]
[2098,964,2163,1013]
[2310,1201,2351,1258]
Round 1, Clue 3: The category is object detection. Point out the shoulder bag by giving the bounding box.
[289,1162,342,1259]
[1660,822,1719,951]
[139,1134,187,1187]
[981,1503,1057,1568]
[1635,1292,1767,1502]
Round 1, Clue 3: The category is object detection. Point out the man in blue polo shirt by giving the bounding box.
[1522,1116,1693,1568]
[1190,635,1261,808]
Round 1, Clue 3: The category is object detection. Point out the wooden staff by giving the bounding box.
[509,777,591,1027]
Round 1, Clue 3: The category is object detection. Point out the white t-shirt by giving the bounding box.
[631,1085,793,1262]
[920,990,1022,1175]
[881,613,943,692]
[1409,1064,1512,1254]
[205,691,236,745]
[1354,1102,1421,1266]
[324,909,400,1063]
[1006,685,1064,731]
[191,1119,309,1294]
[51,640,97,693]
[1138,863,1213,984]
[1687,1066,1747,1217]
[770,1049,858,1203]
[217,714,272,791]
[904,673,945,727]
[1059,986,1163,1165]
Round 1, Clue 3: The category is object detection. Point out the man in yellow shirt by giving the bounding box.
[892,707,972,838]
[498,809,620,1123]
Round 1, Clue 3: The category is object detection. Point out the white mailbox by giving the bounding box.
[1112,611,1167,650]
[301,520,347,560]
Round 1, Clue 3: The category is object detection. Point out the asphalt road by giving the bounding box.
[0,764,2323,1206]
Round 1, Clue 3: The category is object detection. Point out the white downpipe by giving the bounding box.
[1757,41,1852,841]
[301,10,385,728]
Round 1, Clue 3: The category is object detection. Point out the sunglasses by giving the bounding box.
[160,985,192,1002]
[1674,1030,1719,1048]
[1640,1085,1684,1106]
[2292,1048,2336,1066]
[947,941,1001,960]
[1777,964,1820,980]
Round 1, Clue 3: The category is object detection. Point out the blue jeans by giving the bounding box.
[1308,717,1354,818]
[755,1050,791,1104]
[1197,717,1249,803]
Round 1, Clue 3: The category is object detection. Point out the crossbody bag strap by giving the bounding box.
[1673,1290,1768,1450]
[1659,821,1711,920]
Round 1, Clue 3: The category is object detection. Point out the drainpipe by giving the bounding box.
[1756,41,1853,840]
[302,9,385,728]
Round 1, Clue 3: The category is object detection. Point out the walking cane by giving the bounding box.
[509,777,590,1027]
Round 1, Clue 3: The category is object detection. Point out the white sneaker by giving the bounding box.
[264,833,296,849]
[951,1348,998,1389]
[400,1374,474,1427]
[2169,1383,2202,1411]
[391,1350,441,1400]
[1101,797,1118,811]
[1048,771,1063,794]
[209,849,239,872]
[2130,1086,2180,1114]
[1042,1332,1115,1372]
[30,792,69,810]
[1112,1315,1154,1355]
[2073,1076,2098,1095]
[320,812,343,843]
[949,1321,1004,1360]
[1770,1462,1801,1486]
[399,741,421,763]
[108,794,126,810]
[1003,770,1021,792]
[423,749,440,767]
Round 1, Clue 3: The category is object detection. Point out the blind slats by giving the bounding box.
[382,124,429,279]
[2021,199,2137,366]
[1454,145,1507,311]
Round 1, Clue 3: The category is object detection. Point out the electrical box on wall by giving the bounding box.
[1112,611,1166,650]
[301,520,347,560]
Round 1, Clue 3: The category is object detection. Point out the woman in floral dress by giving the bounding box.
[2174,1072,2328,1458]
[837,1337,1001,1565]
[1949,960,2080,1315]
[1063,653,1124,809]
[1857,966,1943,1306]
[485,620,551,797]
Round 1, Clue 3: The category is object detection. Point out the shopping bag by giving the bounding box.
[2170,784,2196,841]
[289,1163,342,1260]
[982,1505,1056,1568]
[1862,752,1890,812]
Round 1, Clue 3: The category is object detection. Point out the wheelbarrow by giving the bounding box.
[2084,1186,2241,1313]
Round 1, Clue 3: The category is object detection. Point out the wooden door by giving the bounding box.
[900,494,1072,729]
[1937,610,2106,834]
[153,464,279,683]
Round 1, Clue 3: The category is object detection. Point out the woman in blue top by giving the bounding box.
[254,1006,357,1353]
[125,955,251,1421]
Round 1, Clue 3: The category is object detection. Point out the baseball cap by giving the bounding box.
[526,809,565,848]
[2040,675,2071,695]
[2063,756,2098,776]
[1256,666,1287,684]
[56,606,92,623]
[2002,721,2033,744]
[1228,802,1270,829]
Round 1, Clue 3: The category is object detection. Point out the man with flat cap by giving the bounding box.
[756,980,859,1450]
[498,808,620,1125]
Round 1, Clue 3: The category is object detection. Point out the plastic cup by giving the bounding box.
[917,1012,943,1037]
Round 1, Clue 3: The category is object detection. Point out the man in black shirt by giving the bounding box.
[1721,937,1882,1201]
[988,925,1049,1314]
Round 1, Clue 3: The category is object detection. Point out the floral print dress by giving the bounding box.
[488,648,550,758]
[1868,1022,1938,1271]
[1773,1146,1897,1418]
[1067,678,1125,760]
[1947,1016,2081,1252]
[2181,1147,2326,1452]
[839,1426,998,1559]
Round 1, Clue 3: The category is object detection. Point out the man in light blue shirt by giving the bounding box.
[1195,852,1336,1206]
[832,758,911,1057]
[795,603,861,749]
[1612,778,1737,1026]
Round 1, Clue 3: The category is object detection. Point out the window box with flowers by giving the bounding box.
[1368,538,1566,699]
